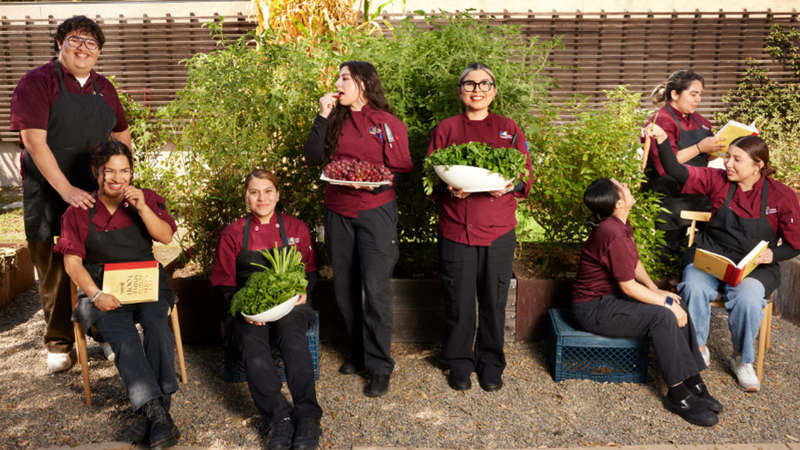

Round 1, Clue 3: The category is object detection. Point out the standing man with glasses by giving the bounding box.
[10,16,130,373]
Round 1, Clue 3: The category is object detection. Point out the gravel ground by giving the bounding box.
[2,284,799,449]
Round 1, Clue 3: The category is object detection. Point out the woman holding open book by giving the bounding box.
[650,128,800,392]
[643,70,725,262]
[572,178,720,427]
[54,140,181,448]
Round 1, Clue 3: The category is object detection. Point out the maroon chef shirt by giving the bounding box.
[54,189,177,258]
[210,213,318,287]
[642,105,713,176]
[10,59,128,138]
[682,166,800,249]
[325,103,413,218]
[572,216,639,303]
[427,112,533,246]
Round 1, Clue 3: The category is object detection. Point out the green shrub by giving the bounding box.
[525,87,671,279]
[716,25,800,189]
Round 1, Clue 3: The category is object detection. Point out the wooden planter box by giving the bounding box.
[775,256,800,327]
[514,278,572,341]
[0,243,35,311]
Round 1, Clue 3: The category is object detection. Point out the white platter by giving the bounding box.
[320,173,391,188]
[241,294,299,323]
[434,165,513,193]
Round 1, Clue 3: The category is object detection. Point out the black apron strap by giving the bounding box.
[723,183,737,207]
[54,60,66,91]
[760,179,768,219]
[242,215,251,252]
[277,214,289,247]
[665,103,687,132]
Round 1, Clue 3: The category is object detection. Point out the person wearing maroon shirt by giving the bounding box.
[427,63,533,392]
[55,141,180,447]
[572,177,719,427]
[652,127,800,392]
[9,16,130,373]
[642,70,724,264]
[210,169,322,450]
[304,61,412,398]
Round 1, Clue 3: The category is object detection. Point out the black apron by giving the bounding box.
[22,60,116,242]
[692,180,780,295]
[646,104,713,230]
[75,202,174,331]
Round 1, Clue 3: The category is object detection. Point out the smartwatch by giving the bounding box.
[664,296,674,308]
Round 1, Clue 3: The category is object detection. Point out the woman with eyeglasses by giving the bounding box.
[304,61,413,398]
[427,63,533,392]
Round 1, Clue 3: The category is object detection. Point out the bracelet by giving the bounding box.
[695,143,701,154]
[90,290,103,303]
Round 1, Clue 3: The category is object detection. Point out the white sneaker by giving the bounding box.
[700,347,710,367]
[47,352,74,373]
[729,355,760,392]
[100,342,115,361]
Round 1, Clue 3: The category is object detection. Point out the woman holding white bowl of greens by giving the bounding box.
[427,63,533,392]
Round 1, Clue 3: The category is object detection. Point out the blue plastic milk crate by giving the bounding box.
[273,311,320,382]
[548,309,649,383]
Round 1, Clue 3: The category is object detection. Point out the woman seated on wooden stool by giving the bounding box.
[650,125,800,392]
[55,140,181,448]
[571,177,720,427]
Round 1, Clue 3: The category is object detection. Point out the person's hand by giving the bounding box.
[696,136,725,154]
[754,248,774,265]
[348,183,375,191]
[669,301,688,327]
[94,292,121,312]
[296,293,307,305]
[657,290,681,305]
[489,182,514,198]
[244,317,266,326]
[59,185,95,210]
[642,123,668,144]
[319,92,338,118]
[122,185,146,211]
[448,185,470,199]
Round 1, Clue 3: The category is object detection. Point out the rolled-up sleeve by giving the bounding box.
[54,207,89,258]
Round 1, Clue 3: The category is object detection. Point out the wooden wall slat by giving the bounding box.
[2,11,799,142]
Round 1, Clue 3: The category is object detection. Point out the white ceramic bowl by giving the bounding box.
[434,165,513,193]
[241,294,299,323]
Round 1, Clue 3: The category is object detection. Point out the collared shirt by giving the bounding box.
[643,105,713,176]
[54,189,177,258]
[682,166,800,249]
[10,58,128,137]
[427,112,533,246]
[572,216,638,303]
[210,213,318,287]
[324,104,413,218]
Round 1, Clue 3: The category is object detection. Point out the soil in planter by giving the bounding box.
[513,241,581,280]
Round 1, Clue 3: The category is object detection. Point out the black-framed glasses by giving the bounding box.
[65,35,100,51]
[460,80,495,92]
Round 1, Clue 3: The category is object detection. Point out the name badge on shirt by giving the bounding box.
[766,207,778,215]
[499,131,512,139]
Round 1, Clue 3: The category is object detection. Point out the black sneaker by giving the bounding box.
[363,374,390,397]
[268,417,295,450]
[686,381,723,413]
[478,376,503,392]
[291,417,321,450]
[142,399,180,449]
[338,361,363,375]
[447,373,471,391]
[663,393,718,427]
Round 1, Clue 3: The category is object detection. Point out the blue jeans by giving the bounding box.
[678,264,766,364]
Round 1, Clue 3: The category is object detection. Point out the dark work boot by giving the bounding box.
[363,374,390,397]
[268,417,295,450]
[143,398,180,449]
[117,413,148,445]
[291,416,321,450]
[685,380,723,413]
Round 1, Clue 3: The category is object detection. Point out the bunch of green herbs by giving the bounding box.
[229,245,308,316]
[422,142,529,195]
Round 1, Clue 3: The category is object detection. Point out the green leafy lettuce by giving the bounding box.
[229,245,308,316]
[422,142,529,195]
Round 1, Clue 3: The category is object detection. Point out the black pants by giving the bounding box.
[324,202,398,375]
[439,230,515,380]
[234,305,322,425]
[571,295,706,386]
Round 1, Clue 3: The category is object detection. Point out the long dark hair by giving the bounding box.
[649,69,704,106]
[324,61,392,158]
[89,139,133,179]
[729,135,777,177]
[583,178,620,228]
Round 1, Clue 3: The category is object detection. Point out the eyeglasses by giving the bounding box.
[64,35,100,52]
[460,80,495,92]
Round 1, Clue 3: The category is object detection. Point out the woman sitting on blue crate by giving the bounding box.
[571,177,721,427]
[210,169,322,450]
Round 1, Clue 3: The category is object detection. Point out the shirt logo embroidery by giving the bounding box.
[287,237,300,246]
[368,127,380,135]
[499,131,512,139]
[766,207,778,215]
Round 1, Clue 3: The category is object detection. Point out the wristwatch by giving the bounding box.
[664,296,674,308]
